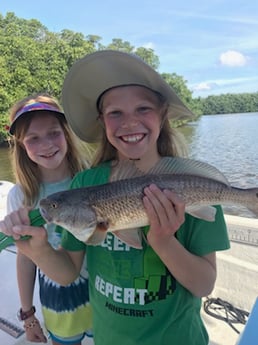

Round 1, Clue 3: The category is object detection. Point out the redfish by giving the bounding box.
[39,157,258,248]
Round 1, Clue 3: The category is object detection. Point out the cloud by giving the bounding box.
[193,82,211,91]
[142,42,155,50]
[192,82,218,92]
[191,76,258,96]
[219,50,248,67]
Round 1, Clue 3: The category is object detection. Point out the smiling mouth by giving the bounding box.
[40,151,58,158]
[120,134,145,143]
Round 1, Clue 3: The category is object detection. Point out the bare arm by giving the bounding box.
[0,208,85,286]
[149,236,216,297]
[15,226,85,286]
[17,252,47,342]
[17,252,36,311]
[143,184,217,297]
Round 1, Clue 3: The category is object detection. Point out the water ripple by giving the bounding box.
[179,113,258,217]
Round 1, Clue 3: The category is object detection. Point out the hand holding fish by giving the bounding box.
[143,183,217,297]
[14,224,48,258]
[0,208,48,256]
[0,208,31,239]
[143,184,185,244]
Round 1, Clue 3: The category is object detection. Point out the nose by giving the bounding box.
[39,136,54,148]
[121,112,139,128]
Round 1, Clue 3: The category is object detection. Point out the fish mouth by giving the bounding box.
[39,207,53,223]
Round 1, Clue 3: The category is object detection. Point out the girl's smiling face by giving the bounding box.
[100,85,164,164]
[22,113,68,177]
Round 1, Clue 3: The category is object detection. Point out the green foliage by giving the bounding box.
[0,11,257,145]
[197,93,258,115]
[0,113,9,144]
[162,73,197,114]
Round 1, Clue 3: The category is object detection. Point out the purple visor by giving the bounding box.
[9,102,65,135]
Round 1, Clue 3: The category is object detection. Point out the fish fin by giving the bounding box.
[110,160,144,181]
[149,157,230,185]
[86,229,107,246]
[72,226,97,243]
[85,220,109,245]
[113,229,143,249]
[110,157,229,185]
[186,205,217,222]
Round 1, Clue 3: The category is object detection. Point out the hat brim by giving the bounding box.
[9,109,65,135]
[62,50,194,143]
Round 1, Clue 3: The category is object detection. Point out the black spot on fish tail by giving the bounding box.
[97,221,109,231]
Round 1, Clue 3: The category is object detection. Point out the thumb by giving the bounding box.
[13,225,46,239]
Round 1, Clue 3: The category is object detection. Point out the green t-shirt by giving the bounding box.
[62,162,230,345]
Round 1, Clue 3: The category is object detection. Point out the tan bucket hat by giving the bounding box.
[62,50,194,142]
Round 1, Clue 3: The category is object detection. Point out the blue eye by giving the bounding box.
[25,136,39,144]
[137,106,152,114]
[106,110,122,118]
[139,106,149,111]
[49,130,61,138]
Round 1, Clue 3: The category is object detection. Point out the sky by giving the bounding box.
[1,0,258,98]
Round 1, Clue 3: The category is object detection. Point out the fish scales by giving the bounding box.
[39,168,258,249]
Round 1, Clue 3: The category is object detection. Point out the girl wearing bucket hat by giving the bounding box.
[3,93,92,345]
[0,52,230,345]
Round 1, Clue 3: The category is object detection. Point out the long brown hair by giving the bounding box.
[9,93,88,207]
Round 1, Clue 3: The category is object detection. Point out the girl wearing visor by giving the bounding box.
[0,53,229,345]
[3,94,92,344]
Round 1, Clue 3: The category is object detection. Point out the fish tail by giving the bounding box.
[246,204,258,217]
[245,188,258,217]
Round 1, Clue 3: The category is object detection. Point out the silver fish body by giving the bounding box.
[39,158,258,248]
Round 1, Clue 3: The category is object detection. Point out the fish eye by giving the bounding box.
[51,202,58,209]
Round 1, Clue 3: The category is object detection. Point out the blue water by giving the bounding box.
[180,112,258,187]
[179,112,258,217]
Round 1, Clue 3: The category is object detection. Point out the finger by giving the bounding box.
[7,208,31,226]
[3,213,19,231]
[144,185,176,223]
[0,220,11,236]
[0,214,23,237]
[143,195,160,228]
[163,190,185,224]
[0,208,30,236]
[143,185,165,222]
[18,207,31,225]
[35,329,48,343]
[12,225,45,238]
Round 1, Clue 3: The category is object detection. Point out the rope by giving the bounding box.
[203,297,249,334]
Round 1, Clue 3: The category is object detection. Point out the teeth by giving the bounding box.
[122,134,144,142]
[42,152,55,158]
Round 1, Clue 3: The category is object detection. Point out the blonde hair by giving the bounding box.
[92,87,188,166]
[9,93,88,207]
